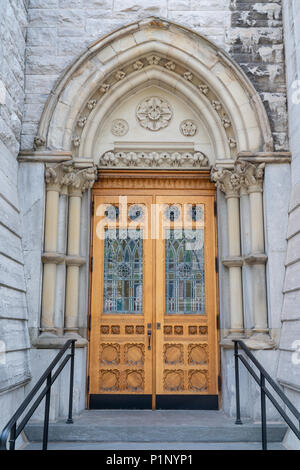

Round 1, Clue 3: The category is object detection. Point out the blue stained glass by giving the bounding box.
[165,229,205,315]
[103,229,143,314]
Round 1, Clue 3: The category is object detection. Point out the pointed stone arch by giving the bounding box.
[35,17,274,165]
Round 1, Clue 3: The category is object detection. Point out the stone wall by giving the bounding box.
[0,0,31,432]
[278,0,300,450]
[22,0,287,152]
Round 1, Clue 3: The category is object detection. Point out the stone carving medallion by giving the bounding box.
[180,120,197,136]
[136,96,172,131]
[111,119,129,136]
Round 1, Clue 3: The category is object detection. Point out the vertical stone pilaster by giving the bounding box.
[63,167,97,341]
[211,167,244,336]
[40,165,67,337]
[236,161,269,335]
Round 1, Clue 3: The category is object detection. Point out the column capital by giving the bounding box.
[63,166,98,196]
[45,163,69,192]
[45,164,98,195]
[235,161,265,193]
[210,166,241,198]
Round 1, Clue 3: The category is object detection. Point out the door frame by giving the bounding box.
[86,169,221,409]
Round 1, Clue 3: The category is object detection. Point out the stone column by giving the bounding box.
[63,167,97,340]
[40,165,66,337]
[236,161,269,335]
[211,167,244,336]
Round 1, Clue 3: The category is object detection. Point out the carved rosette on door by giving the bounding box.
[89,174,219,409]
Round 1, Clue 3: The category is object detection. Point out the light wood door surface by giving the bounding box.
[88,173,219,409]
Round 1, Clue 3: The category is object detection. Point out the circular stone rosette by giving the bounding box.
[136,96,173,131]
[111,119,129,137]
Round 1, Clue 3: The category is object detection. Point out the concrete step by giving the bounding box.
[25,410,287,443]
[24,441,287,450]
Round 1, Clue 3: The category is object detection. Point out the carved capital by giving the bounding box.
[210,167,241,198]
[63,166,98,196]
[45,163,69,192]
[235,161,265,193]
[45,164,97,195]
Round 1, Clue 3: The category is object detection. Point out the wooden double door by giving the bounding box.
[88,171,219,409]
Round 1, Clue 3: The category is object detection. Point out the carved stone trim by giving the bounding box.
[99,151,209,169]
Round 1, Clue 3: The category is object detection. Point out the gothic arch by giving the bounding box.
[35,17,274,166]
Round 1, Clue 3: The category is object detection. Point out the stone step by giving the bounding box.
[25,410,287,443]
[24,441,287,450]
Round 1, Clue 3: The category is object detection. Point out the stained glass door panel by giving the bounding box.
[89,195,153,406]
[155,195,219,400]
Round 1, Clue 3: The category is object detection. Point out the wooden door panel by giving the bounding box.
[89,177,219,408]
[155,196,218,396]
[89,195,153,397]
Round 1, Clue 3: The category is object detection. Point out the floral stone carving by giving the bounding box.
[180,120,197,136]
[99,151,209,169]
[136,96,172,131]
[111,119,129,136]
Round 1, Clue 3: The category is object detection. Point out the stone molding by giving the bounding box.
[244,253,268,265]
[99,151,209,169]
[222,257,243,268]
[42,252,65,265]
[42,252,86,267]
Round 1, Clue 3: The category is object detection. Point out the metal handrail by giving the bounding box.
[234,340,300,450]
[0,339,76,451]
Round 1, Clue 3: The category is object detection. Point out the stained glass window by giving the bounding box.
[103,229,143,314]
[165,229,205,315]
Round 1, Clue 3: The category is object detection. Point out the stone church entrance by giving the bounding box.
[88,171,219,409]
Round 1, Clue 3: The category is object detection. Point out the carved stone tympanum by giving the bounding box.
[99,151,209,169]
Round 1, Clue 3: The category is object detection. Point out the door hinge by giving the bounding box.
[91,200,95,217]
[214,200,217,217]
[216,314,220,330]
[87,376,90,392]
[90,256,93,273]
[88,315,92,331]
[218,375,222,392]
[215,256,218,273]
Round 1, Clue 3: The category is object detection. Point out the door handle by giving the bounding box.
[147,323,152,350]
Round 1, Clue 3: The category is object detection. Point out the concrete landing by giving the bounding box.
[24,410,287,444]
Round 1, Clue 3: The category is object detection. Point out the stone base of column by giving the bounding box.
[220,330,245,348]
[243,331,275,350]
[63,331,88,347]
[34,332,87,348]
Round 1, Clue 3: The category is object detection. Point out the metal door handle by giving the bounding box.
[147,324,152,350]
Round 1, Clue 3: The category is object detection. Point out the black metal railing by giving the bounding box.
[234,339,300,450]
[0,339,76,451]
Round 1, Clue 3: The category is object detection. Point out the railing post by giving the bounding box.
[42,374,51,451]
[234,341,243,425]
[66,340,75,424]
[260,373,267,450]
[9,423,16,450]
